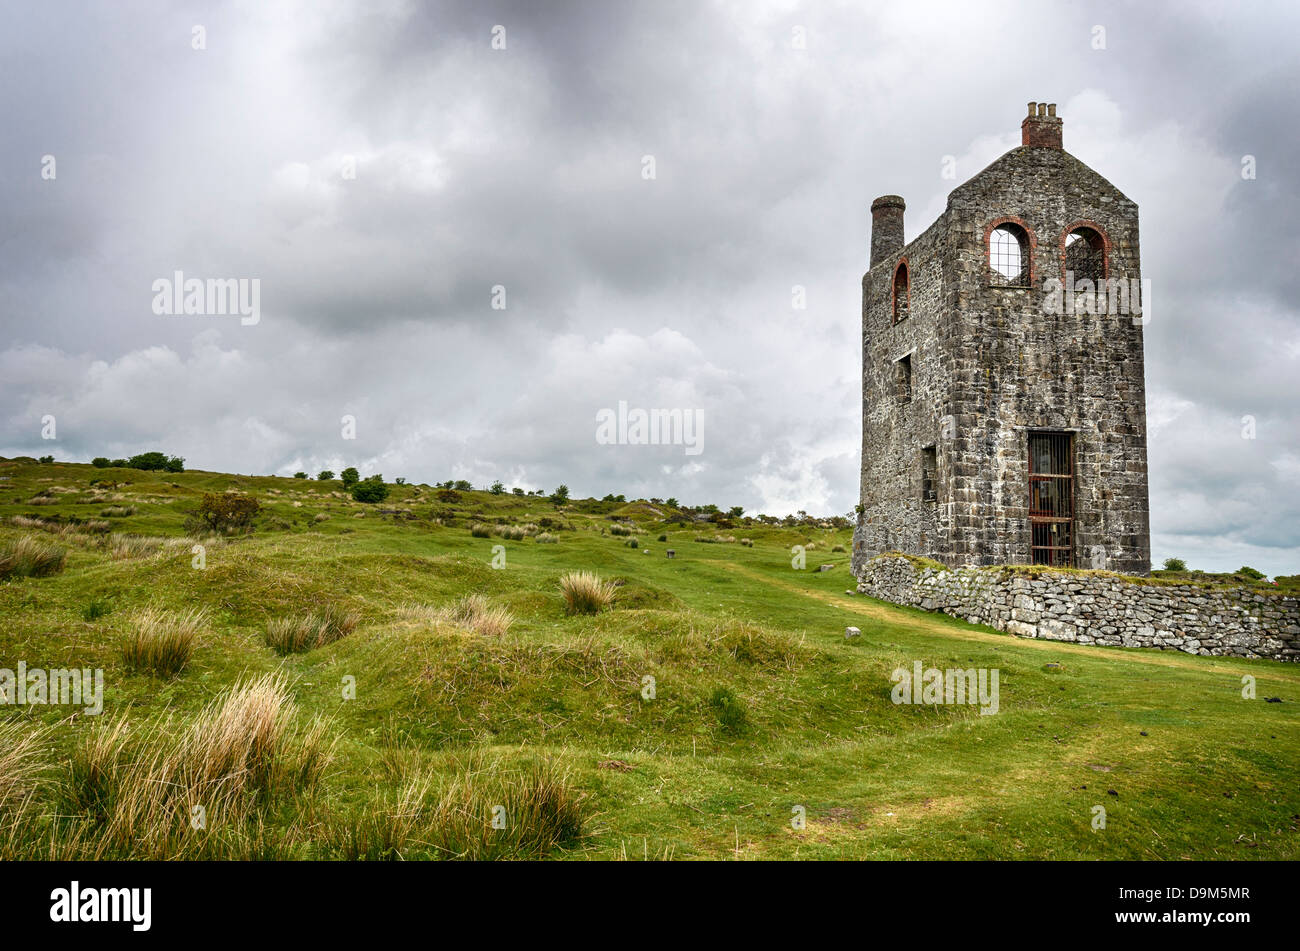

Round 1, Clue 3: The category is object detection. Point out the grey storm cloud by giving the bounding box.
[1,0,1297,574]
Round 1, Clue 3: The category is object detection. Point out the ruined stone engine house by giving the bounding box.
[852,102,1151,576]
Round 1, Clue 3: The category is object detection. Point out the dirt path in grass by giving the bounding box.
[708,560,1300,683]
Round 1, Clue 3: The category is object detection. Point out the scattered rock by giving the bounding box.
[845,626,861,639]
[665,550,675,559]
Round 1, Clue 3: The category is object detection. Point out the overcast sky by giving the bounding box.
[2,0,1297,575]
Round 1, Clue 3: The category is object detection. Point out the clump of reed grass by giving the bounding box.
[264,603,360,654]
[437,594,514,637]
[0,535,67,579]
[122,607,207,677]
[559,571,617,615]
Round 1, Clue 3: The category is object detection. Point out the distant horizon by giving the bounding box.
[4,1,1298,577]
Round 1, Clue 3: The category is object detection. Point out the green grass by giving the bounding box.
[0,456,1297,860]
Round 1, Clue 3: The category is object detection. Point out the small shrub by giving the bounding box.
[0,535,67,580]
[293,472,308,479]
[195,493,260,534]
[1161,557,1188,572]
[125,451,183,472]
[340,468,360,488]
[351,475,389,503]
[559,571,616,615]
[657,533,667,542]
[122,607,207,677]
[91,457,111,468]
[1236,565,1266,581]
[317,470,334,481]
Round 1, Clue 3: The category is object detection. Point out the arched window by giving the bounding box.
[988,221,1031,286]
[892,260,910,324]
[1063,225,1107,284]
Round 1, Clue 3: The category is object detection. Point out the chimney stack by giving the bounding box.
[1022,101,1063,148]
[870,195,906,269]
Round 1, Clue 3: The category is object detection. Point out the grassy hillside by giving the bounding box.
[1,457,1298,859]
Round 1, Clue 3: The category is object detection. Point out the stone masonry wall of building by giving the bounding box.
[943,147,1150,574]
[857,213,953,563]
[857,553,1300,663]
[853,105,1151,576]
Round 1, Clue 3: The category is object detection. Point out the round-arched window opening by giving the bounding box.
[892,262,910,324]
[989,224,1030,286]
[1064,226,1106,284]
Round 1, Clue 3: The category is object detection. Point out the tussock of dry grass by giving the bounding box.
[265,603,360,654]
[122,607,207,676]
[406,594,514,637]
[0,534,67,579]
[0,722,46,858]
[0,721,45,812]
[7,516,108,538]
[329,755,584,860]
[40,674,337,859]
[108,534,164,559]
[559,571,617,615]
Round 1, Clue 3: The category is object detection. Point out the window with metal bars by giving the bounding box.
[989,223,1031,286]
[1028,432,1074,566]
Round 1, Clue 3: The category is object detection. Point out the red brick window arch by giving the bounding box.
[1061,222,1109,285]
[986,217,1034,287]
[892,259,910,325]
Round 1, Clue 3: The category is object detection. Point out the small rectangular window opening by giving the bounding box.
[896,354,912,403]
[921,446,937,502]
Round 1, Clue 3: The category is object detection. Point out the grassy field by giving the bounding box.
[1,456,1297,860]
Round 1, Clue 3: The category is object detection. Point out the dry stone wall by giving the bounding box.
[857,553,1299,662]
